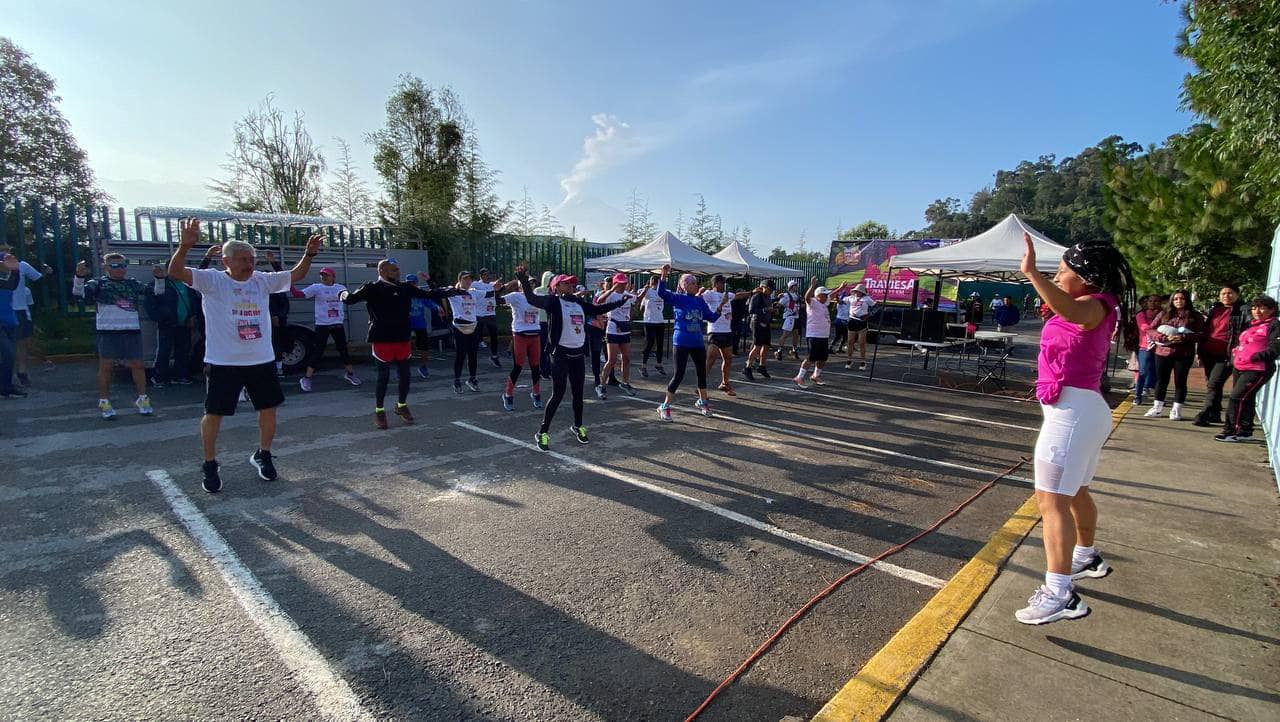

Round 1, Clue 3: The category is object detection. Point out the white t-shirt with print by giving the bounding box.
[780,291,801,319]
[558,301,586,349]
[702,290,733,333]
[601,291,636,336]
[849,295,875,319]
[191,268,291,366]
[805,297,832,339]
[301,283,346,326]
[447,288,486,326]
[471,281,497,316]
[504,291,541,334]
[639,288,665,323]
[835,295,851,321]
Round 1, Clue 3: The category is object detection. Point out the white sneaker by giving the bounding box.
[1169,403,1183,421]
[1071,553,1112,580]
[1014,586,1090,625]
[98,399,116,420]
[134,396,154,415]
[1143,402,1165,418]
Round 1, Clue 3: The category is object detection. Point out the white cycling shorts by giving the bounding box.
[1034,386,1111,496]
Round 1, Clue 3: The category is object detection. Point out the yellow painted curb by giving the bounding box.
[812,397,1133,722]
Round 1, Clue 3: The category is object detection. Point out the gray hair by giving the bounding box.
[221,240,256,258]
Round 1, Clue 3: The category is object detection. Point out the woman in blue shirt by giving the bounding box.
[655,263,728,421]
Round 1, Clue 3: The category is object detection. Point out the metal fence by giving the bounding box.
[465,234,619,282]
[1257,223,1280,491]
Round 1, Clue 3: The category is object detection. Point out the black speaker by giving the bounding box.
[921,310,947,342]
[900,309,924,340]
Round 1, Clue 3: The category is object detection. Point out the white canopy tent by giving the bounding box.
[584,231,744,275]
[712,241,803,278]
[889,213,1067,280]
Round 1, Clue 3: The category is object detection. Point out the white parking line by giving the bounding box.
[451,421,946,589]
[616,395,1036,485]
[147,469,373,721]
[735,380,1039,431]
[760,357,1034,403]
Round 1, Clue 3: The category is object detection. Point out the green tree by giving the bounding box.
[686,194,724,254]
[840,220,891,240]
[1178,0,1280,215]
[506,186,538,236]
[0,37,102,204]
[325,137,375,224]
[453,140,510,241]
[620,188,657,248]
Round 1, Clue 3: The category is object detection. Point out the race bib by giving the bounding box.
[115,298,135,311]
[523,311,539,325]
[234,301,264,341]
[782,317,796,331]
[238,318,263,340]
[570,313,584,335]
[327,306,339,318]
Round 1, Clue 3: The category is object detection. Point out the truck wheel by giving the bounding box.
[281,326,314,375]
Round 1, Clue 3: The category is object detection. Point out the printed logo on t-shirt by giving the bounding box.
[234,300,264,341]
[523,310,539,325]
[570,313,584,334]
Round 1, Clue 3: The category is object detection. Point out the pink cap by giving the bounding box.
[551,274,579,288]
[611,272,628,284]
[319,266,336,276]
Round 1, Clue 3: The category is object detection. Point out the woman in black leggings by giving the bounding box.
[1144,288,1204,421]
[638,276,667,376]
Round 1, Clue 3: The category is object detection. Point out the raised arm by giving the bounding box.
[803,276,818,303]
[514,264,553,310]
[167,217,200,284]
[1020,232,1106,329]
[340,282,372,305]
[579,281,629,315]
[290,234,322,283]
[408,285,465,301]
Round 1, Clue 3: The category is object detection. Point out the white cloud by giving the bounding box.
[557,113,651,206]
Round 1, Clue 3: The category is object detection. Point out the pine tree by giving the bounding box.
[538,204,563,237]
[506,186,538,236]
[687,194,725,254]
[740,224,753,252]
[454,140,510,239]
[325,137,375,224]
[620,188,648,247]
[672,209,685,238]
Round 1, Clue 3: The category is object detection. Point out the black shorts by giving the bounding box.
[606,333,631,345]
[205,362,285,416]
[849,318,869,332]
[413,328,431,350]
[807,337,830,362]
[752,315,772,346]
[709,332,734,349]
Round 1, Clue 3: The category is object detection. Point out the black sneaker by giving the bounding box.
[466,378,479,392]
[640,365,649,378]
[249,449,278,481]
[570,425,589,444]
[453,380,464,394]
[202,460,222,493]
[758,366,771,379]
[743,366,755,381]
[1214,433,1246,442]
[491,355,501,368]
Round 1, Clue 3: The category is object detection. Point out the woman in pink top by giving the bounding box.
[1015,233,1137,625]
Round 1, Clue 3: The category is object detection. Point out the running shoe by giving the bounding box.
[570,425,589,445]
[657,403,673,422]
[1143,406,1163,417]
[793,374,808,389]
[135,395,154,415]
[773,349,782,361]
[300,376,313,392]
[395,404,415,424]
[1214,433,1245,442]
[530,392,543,409]
[718,384,737,397]
[1071,553,1112,580]
[249,449,278,481]
[418,365,429,379]
[99,399,116,420]
[640,365,649,378]
[695,398,712,417]
[655,365,666,376]
[491,355,501,368]
[202,460,222,494]
[1014,586,1089,625]
[595,384,607,400]
[453,380,464,394]
[16,372,30,386]
[374,410,389,430]
[534,430,550,452]
[811,376,826,386]
[501,393,514,412]
[743,366,755,381]
[758,366,771,379]
[859,362,867,371]
[466,378,479,392]
[620,382,637,397]
[607,375,620,387]
[844,361,853,370]
[790,348,799,359]
[1168,405,1182,421]
[344,372,362,387]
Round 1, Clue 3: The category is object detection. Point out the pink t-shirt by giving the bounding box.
[1036,293,1117,405]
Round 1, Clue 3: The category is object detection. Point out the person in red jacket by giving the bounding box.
[1216,295,1280,442]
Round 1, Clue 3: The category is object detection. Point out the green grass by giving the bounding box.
[32,307,96,356]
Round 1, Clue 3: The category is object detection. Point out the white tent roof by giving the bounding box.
[712,241,803,277]
[890,214,1067,280]
[584,231,745,275]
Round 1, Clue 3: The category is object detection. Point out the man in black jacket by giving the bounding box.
[144,262,199,386]
[1195,285,1250,427]
[341,258,463,429]
[514,264,626,452]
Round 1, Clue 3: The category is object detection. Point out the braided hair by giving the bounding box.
[1063,240,1139,351]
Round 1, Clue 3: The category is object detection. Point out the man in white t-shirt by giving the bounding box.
[637,276,667,378]
[299,267,360,391]
[774,279,802,360]
[794,277,835,388]
[472,268,503,368]
[167,218,321,494]
[701,274,753,396]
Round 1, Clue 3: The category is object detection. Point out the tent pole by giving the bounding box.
[867,264,893,380]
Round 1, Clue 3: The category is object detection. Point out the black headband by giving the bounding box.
[1063,242,1116,291]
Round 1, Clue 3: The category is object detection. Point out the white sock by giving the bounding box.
[1045,572,1073,598]
[795,368,809,379]
[812,368,822,379]
[1072,545,1096,565]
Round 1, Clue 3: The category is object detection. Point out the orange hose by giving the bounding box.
[684,457,1030,722]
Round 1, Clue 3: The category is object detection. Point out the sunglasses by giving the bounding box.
[108,262,127,269]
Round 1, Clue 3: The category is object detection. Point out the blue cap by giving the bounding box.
[404,273,418,282]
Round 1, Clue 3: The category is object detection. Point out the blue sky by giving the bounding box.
[4,0,1194,250]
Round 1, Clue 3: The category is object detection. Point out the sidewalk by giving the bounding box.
[887,389,1280,721]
